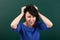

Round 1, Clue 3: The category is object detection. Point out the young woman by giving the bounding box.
[10,4,53,40]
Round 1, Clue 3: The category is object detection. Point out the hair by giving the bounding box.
[23,4,39,22]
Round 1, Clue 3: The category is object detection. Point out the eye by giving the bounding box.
[28,16,31,18]
[33,16,36,18]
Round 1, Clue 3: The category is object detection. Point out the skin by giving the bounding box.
[23,12,36,28]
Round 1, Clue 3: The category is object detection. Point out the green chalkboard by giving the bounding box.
[0,0,60,40]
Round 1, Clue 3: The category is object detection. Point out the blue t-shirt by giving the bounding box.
[11,21,50,40]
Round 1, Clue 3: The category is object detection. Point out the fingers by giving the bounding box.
[21,5,38,13]
[33,5,38,10]
[21,6,26,13]
[21,6,26,10]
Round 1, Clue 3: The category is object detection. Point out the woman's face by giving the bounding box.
[25,12,36,27]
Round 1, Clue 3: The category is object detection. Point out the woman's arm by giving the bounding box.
[33,5,53,28]
[38,12,53,28]
[10,6,26,29]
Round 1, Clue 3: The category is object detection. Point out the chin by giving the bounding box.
[30,24,34,26]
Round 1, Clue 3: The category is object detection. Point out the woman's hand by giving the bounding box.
[21,6,26,14]
[34,5,38,10]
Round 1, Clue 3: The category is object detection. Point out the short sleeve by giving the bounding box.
[10,22,22,32]
[35,21,51,30]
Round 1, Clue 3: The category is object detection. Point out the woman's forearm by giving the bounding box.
[10,13,24,29]
[10,6,26,29]
[38,12,53,28]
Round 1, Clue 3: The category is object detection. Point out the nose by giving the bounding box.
[30,17,35,22]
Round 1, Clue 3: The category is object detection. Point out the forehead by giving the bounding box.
[26,12,32,16]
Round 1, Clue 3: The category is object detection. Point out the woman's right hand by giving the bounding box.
[21,6,26,14]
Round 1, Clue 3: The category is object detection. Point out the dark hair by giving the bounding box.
[23,4,39,22]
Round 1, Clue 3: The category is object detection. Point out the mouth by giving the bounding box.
[29,22,35,25]
[29,21,33,24]
[30,22,33,24]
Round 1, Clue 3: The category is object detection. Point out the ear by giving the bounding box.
[33,5,38,10]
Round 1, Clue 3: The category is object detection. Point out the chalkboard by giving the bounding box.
[0,0,59,40]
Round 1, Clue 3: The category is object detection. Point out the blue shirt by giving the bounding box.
[11,21,50,40]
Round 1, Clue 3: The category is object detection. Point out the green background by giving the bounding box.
[0,0,59,40]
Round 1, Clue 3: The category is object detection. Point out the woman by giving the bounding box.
[10,4,53,40]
